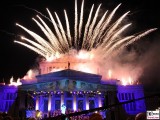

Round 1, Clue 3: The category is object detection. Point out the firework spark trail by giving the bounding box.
[15,23,54,54]
[87,4,102,50]
[108,23,132,42]
[82,4,94,49]
[97,4,122,44]
[74,0,78,48]
[103,34,133,52]
[0,29,20,37]
[104,11,130,40]
[32,18,54,47]
[89,10,108,48]
[15,5,52,22]
[14,41,46,57]
[104,36,135,57]
[17,5,70,51]
[100,23,132,49]
[106,28,157,57]
[78,0,84,42]
[54,12,69,49]
[36,15,61,52]
[21,36,52,54]
[47,9,66,52]
[124,28,157,47]
[64,10,72,47]
[98,12,130,48]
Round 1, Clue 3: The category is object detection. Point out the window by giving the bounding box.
[66,100,72,109]
[133,102,136,111]
[89,100,95,109]
[55,100,60,110]
[126,103,129,111]
[129,102,136,111]
[39,69,41,74]
[78,100,83,110]
[5,101,9,111]
[44,99,48,112]
[118,93,121,100]
[49,67,52,71]
[125,93,128,100]
[128,93,131,100]
[121,93,124,100]
[131,93,135,99]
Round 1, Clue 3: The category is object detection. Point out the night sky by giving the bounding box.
[0,0,160,89]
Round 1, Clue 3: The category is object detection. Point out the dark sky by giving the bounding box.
[0,0,160,87]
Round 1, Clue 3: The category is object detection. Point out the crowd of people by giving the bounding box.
[0,112,13,120]
[0,111,147,120]
[48,109,90,119]
[35,109,92,120]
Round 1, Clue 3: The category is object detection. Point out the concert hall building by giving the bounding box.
[0,56,146,119]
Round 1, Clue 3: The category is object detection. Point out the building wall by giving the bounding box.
[0,85,17,112]
[0,84,147,118]
[117,85,146,115]
[39,56,99,75]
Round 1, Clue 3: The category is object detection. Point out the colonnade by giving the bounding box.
[35,92,103,112]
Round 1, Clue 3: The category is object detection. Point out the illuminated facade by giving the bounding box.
[0,71,146,117]
[117,85,146,115]
[0,85,17,112]
[0,57,146,118]
[19,69,117,113]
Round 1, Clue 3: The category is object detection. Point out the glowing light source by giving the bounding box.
[128,76,133,85]
[86,102,89,110]
[121,76,133,86]
[122,78,127,86]
[76,50,94,60]
[35,110,42,119]
[61,104,66,114]
[73,95,77,111]
[108,69,112,78]
[35,97,39,110]
[48,94,52,111]
[98,95,102,107]
[9,77,22,86]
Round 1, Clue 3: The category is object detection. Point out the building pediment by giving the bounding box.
[36,69,102,84]
[18,79,116,92]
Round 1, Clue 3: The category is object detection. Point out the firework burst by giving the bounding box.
[14,0,156,61]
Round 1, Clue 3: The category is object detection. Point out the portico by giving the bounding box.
[19,69,117,113]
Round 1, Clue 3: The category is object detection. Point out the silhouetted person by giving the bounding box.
[3,116,13,120]
[89,113,103,120]
[28,117,36,120]
[68,62,70,69]
[135,113,146,120]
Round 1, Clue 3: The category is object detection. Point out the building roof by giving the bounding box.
[19,69,116,92]
[36,69,102,84]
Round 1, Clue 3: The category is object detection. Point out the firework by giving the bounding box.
[14,0,156,60]
[14,0,156,85]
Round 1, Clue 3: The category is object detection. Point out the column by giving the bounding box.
[52,94,55,111]
[61,93,64,107]
[48,93,52,111]
[85,94,89,110]
[98,94,102,107]
[35,96,39,110]
[39,95,44,111]
[73,94,77,111]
